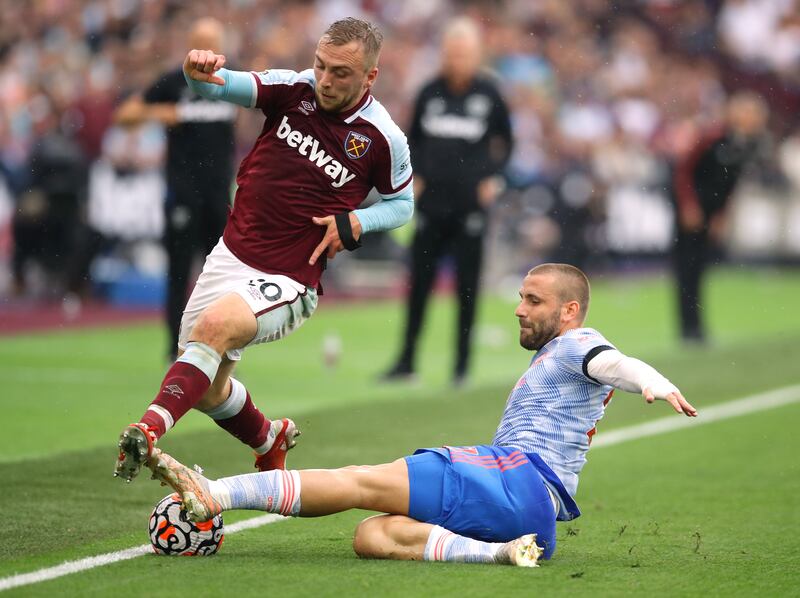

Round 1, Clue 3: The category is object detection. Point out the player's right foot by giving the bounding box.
[502,534,544,567]
[114,423,157,482]
[254,418,300,471]
[147,448,223,522]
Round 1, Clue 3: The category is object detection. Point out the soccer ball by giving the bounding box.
[149,493,224,556]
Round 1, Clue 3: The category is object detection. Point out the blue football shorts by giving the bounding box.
[405,445,558,559]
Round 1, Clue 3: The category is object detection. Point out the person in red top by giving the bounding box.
[114,18,414,482]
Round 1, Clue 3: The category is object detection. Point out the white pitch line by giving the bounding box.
[592,383,800,448]
[0,514,284,592]
[3,383,800,592]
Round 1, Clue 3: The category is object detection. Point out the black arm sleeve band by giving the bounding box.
[335,212,362,251]
[582,345,616,383]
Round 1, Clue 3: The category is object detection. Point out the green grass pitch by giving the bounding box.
[1,267,799,596]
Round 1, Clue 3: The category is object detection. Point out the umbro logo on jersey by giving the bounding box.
[298,100,315,115]
[276,115,356,188]
[344,131,371,159]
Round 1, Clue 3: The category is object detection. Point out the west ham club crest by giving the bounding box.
[344,131,372,159]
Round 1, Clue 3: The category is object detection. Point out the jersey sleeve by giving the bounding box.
[182,68,256,108]
[352,189,414,233]
[555,329,616,382]
[250,68,315,113]
[371,122,413,199]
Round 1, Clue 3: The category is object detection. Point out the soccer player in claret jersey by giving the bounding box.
[146,264,697,567]
[114,18,414,482]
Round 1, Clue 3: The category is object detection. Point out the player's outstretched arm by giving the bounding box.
[184,49,227,85]
[587,349,698,416]
[182,49,255,108]
[641,386,697,416]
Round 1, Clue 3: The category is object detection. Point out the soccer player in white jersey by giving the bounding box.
[146,264,697,567]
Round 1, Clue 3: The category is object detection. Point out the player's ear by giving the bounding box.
[562,300,580,323]
[365,66,378,90]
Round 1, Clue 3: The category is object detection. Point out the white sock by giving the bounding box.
[203,377,247,420]
[210,469,301,516]
[177,341,222,382]
[253,418,280,455]
[423,525,507,564]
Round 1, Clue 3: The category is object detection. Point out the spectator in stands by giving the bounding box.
[672,91,770,344]
[1,1,799,304]
[11,98,88,300]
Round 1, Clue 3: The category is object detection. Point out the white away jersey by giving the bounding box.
[492,328,615,497]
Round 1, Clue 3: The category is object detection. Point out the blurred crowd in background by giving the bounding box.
[1,0,800,305]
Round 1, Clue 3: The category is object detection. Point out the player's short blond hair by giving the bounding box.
[321,18,383,70]
[528,263,591,323]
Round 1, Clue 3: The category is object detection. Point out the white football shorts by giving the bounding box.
[178,238,318,361]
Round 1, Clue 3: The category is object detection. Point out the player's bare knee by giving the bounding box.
[352,516,387,559]
[191,308,231,348]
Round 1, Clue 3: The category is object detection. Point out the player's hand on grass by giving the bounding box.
[184,49,226,85]
[309,214,362,265]
[643,386,698,417]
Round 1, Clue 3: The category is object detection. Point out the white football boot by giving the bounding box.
[502,534,544,567]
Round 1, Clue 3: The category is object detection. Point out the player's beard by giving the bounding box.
[519,309,561,351]
[315,86,356,113]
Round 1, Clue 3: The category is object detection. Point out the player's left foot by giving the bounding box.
[114,423,157,482]
[254,418,300,471]
[501,534,544,567]
[147,448,224,522]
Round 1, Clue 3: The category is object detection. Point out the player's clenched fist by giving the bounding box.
[183,49,226,85]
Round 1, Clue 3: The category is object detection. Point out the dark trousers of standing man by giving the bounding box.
[164,182,230,359]
[673,225,710,342]
[394,203,487,382]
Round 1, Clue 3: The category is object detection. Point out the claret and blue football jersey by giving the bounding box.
[224,69,412,290]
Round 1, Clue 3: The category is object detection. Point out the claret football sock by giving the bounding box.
[140,341,222,438]
[423,525,507,564]
[210,469,302,516]
[204,377,271,451]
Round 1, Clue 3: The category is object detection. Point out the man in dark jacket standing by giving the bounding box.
[672,91,769,343]
[383,17,512,386]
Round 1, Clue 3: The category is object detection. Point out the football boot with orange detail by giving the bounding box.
[147,448,223,523]
[254,418,300,471]
[114,423,157,482]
